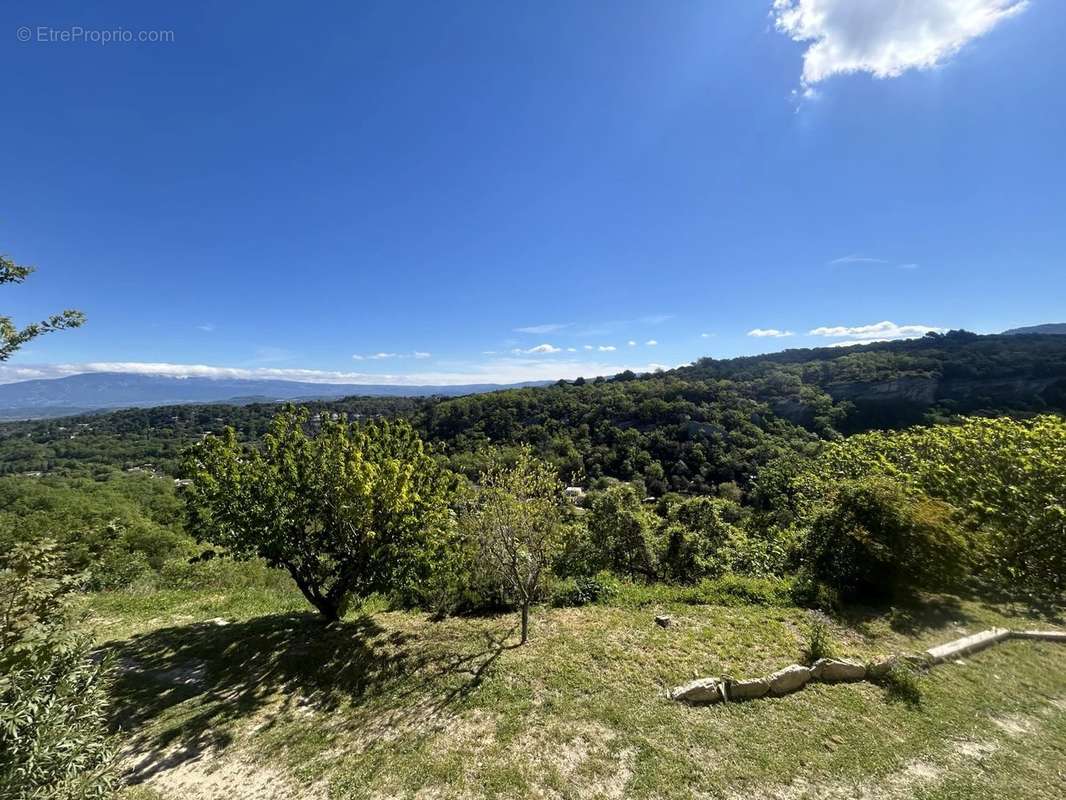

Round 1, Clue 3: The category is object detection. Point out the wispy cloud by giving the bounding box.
[352,351,432,361]
[514,323,572,334]
[748,328,795,338]
[627,340,637,347]
[773,0,1029,89]
[829,255,891,265]
[196,323,216,332]
[597,345,617,352]
[645,339,658,346]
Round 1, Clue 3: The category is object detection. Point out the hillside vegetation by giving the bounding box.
[3,331,1066,799]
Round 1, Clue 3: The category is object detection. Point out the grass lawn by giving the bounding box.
[89,586,1066,800]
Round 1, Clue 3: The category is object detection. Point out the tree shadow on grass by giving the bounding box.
[106,612,515,785]
[835,593,973,639]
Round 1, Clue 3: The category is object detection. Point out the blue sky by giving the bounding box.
[1,0,1063,385]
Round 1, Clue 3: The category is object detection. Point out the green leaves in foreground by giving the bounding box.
[183,407,459,620]
[0,540,115,800]
[798,415,1066,597]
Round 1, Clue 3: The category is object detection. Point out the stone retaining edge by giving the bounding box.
[671,627,1065,705]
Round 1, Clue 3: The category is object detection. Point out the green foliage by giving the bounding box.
[0,471,192,589]
[804,415,1066,596]
[549,571,621,608]
[0,253,85,363]
[660,496,741,582]
[183,407,458,620]
[462,447,565,643]
[879,660,924,706]
[608,574,794,608]
[0,541,115,799]
[587,484,659,579]
[803,612,837,664]
[801,477,972,602]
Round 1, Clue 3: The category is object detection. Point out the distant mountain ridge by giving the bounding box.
[0,372,546,420]
[1002,323,1066,335]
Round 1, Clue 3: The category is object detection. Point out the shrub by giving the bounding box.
[804,416,1066,596]
[802,477,972,602]
[879,660,923,706]
[550,572,620,607]
[803,612,837,664]
[0,540,116,799]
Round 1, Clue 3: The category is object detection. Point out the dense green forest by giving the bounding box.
[3,331,1065,493]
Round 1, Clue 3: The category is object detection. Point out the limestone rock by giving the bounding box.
[810,658,866,683]
[866,655,899,680]
[926,628,1010,664]
[723,675,770,701]
[671,677,723,705]
[767,664,811,696]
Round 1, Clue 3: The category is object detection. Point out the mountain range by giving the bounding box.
[0,373,544,420]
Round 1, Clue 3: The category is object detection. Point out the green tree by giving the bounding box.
[587,484,658,580]
[1,253,85,361]
[183,407,457,621]
[463,447,563,644]
[0,540,115,800]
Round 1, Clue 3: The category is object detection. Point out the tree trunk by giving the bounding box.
[519,602,529,645]
[285,563,340,621]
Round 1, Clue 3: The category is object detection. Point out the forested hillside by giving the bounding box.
[2,331,1065,494]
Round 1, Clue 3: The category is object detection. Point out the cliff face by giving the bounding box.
[765,375,1066,432]
[827,376,1063,407]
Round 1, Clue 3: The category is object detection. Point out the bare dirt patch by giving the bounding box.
[123,745,325,800]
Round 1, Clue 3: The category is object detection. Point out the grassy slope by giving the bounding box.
[90,588,1066,800]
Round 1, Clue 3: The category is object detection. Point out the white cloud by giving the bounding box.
[700,332,715,339]
[808,321,946,340]
[773,0,1029,87]
[597,345,617,352]
[748,328,795,338]
[583,345,594,351]
[512,343,562,355]
[413,352,432,359]
[514,323,571,334]
[645,339,658,346]
[628,340,637,347]
[370,352,397,360]
[196,323,216,332]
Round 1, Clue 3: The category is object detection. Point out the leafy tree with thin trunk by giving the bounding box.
[183,407,458,621]
[1,253,85,361]
[464,447,563,644]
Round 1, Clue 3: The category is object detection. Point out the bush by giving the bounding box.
[803,612,837,664]
[878,660,923,706]
[802,477,973,602]
[0,540,116,799]
[804,415,1066,596]
[550,572,620,607]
